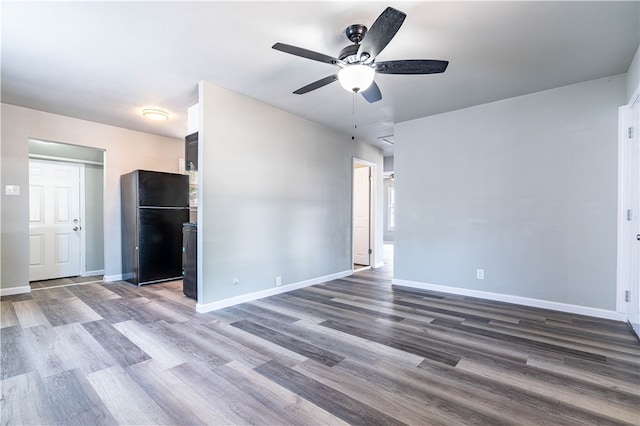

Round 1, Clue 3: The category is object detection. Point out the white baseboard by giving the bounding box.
[103,274,123,282]
[1,286,31,296]
[196,270,352,313]
[392,278,625,322]
[82,269,105,277]
[374,261,385,268]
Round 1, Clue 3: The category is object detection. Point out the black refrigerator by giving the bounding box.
[121,170,189,286]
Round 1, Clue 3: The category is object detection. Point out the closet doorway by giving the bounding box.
[28,139,105,282]
[353,159,375,271]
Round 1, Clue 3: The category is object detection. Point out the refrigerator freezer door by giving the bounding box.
[138,170,189,207]
[138,208,189,284]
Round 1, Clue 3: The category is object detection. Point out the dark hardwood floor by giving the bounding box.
[2,261,639,425]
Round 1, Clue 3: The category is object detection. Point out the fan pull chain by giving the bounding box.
[352,91,358,129]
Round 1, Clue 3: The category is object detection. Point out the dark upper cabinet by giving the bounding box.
[186,132,198,171]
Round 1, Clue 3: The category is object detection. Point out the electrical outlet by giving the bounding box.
[5,185,20,196]
[476,269,485,280]
[275,276,282,287]
[233,277,239,285]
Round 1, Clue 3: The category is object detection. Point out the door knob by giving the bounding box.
[637,234,640,241]
[73,227,79,231]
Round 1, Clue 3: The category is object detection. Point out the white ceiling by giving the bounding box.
[2,1,638,157]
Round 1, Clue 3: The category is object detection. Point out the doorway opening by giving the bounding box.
[353,158,376,272]
[28,139,105,285]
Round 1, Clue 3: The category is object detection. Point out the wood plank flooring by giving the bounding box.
[2,266,639,425]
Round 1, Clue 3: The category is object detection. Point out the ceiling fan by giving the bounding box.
[272,6,449,103]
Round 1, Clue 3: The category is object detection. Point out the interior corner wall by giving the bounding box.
[198,81,383,306]
[627,44,640,102]
[383,178,394,243]
[383,156,394,173]
[0,104,183,291]
[394,74,626,311]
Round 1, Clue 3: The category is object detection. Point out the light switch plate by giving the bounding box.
[5,185,20,196]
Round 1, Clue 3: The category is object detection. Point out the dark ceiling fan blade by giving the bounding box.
[361,81,382,103]
[375,59,449,75]
[357,7,406,63]
[293,74,339,94]
[273,43,343,66]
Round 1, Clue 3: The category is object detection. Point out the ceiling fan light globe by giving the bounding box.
[338,65,375,93]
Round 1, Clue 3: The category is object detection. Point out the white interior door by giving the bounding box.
[29,159,81,281]
[354,165,371,266]
[626,97,640,335]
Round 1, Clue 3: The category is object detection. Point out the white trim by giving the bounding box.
[101,150,108,288]
[616,89,640,316]
[617,104,630,313]
[103,274,123,282]
[79,163,86,277]
[82,269,105,277]
[392,278,626,322]
[374,261,385,268]
[1,286,31,296]
[196,270,352,313]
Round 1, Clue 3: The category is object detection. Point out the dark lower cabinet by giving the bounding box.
[182,223,197,299]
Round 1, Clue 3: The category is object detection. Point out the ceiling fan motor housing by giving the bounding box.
[339,44,361,63]
[342,24,370,63]
[345,24,367,43]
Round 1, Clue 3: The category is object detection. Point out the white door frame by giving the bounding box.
[352,157,377,271]
[28,158,85,280]
[616,85,640,331]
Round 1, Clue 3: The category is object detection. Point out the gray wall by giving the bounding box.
[85,164,105,272]
[383,156,394,173]
[394,74,626,311]
[198,81,383,305]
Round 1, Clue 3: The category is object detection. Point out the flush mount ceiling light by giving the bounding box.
[142,108,169,121]
[338,64,375,93]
